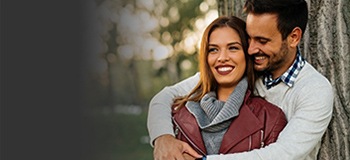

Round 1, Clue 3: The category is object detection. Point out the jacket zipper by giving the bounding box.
[260,130,265,148]
[173,117,206,155]
[248,135,252,150]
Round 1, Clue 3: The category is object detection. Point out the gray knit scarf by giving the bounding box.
[186,77,248,154]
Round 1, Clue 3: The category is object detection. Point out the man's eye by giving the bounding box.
[259,39,268,44]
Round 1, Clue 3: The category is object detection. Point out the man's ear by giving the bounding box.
[288,27,302,48]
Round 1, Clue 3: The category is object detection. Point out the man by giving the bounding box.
[147,0,334,159]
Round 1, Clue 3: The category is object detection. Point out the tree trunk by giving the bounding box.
[218,0,350,159]
[304,0,350,159]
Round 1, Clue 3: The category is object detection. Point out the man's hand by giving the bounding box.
[183,153,197,160]
[153,134,202,160]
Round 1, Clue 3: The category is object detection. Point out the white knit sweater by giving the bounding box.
[147,62,333,160]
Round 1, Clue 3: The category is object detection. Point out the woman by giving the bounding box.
[171,16,287,159]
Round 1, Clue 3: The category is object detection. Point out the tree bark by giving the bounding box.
[304,0,350,159]
[219,0,350,159]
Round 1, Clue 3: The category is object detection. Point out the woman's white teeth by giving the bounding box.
[218,67,233,72]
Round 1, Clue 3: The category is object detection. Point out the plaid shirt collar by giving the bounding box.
[263,50,305,89]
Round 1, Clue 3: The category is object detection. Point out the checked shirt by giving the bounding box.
[263,50,306,89]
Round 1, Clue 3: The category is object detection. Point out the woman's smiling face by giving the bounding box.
[207,26,246,89]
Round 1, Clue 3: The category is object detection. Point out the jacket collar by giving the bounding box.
[173,108,207,154]
[173,90,263,154]
[219,90,264,153]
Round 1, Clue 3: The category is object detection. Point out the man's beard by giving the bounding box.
[258,41,289,74]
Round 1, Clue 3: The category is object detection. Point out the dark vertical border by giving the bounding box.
[1,0,87,159]
[0,0,5,159]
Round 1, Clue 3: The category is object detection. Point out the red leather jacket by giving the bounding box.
[172,90,287,155]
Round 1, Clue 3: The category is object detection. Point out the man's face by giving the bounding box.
[246,13,295,78]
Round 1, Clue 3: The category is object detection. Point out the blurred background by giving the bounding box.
[82,0,219,159]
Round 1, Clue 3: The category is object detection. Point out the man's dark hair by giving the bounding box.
[244,0,308,40]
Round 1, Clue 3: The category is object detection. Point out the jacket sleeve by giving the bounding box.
[264,109,287,146]
[147,72,200,146]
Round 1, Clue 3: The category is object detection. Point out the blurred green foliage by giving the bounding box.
[83,0,217,159]
[84,112,153,160]
[84,0,217,109]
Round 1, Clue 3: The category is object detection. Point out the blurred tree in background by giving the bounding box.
[82,0,218,159]
[84,0,218,111]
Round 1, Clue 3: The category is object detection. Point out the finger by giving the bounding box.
[183,153,197,160]
[182,143,202,158]
[174,154,185,160]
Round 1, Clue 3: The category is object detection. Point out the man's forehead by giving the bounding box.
[246,13,279,37]
[246,13,278,25]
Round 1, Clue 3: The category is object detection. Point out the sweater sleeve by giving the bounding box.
[206,77,334,160]
[147,72,200,146]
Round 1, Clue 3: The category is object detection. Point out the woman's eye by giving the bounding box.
[228,46,239,51]
[208,48,218,53]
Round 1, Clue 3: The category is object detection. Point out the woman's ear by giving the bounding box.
[288,27,302,48]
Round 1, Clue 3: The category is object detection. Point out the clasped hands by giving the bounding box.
[153,134,203,160]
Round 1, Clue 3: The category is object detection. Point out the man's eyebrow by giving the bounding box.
[251,36,271,41]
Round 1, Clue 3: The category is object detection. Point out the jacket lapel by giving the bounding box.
[174,107,207,154]
[219,95,263,153]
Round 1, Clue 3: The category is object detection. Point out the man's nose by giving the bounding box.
[248,40,259,55]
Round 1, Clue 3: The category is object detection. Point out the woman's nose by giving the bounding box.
[217,50,229,62]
